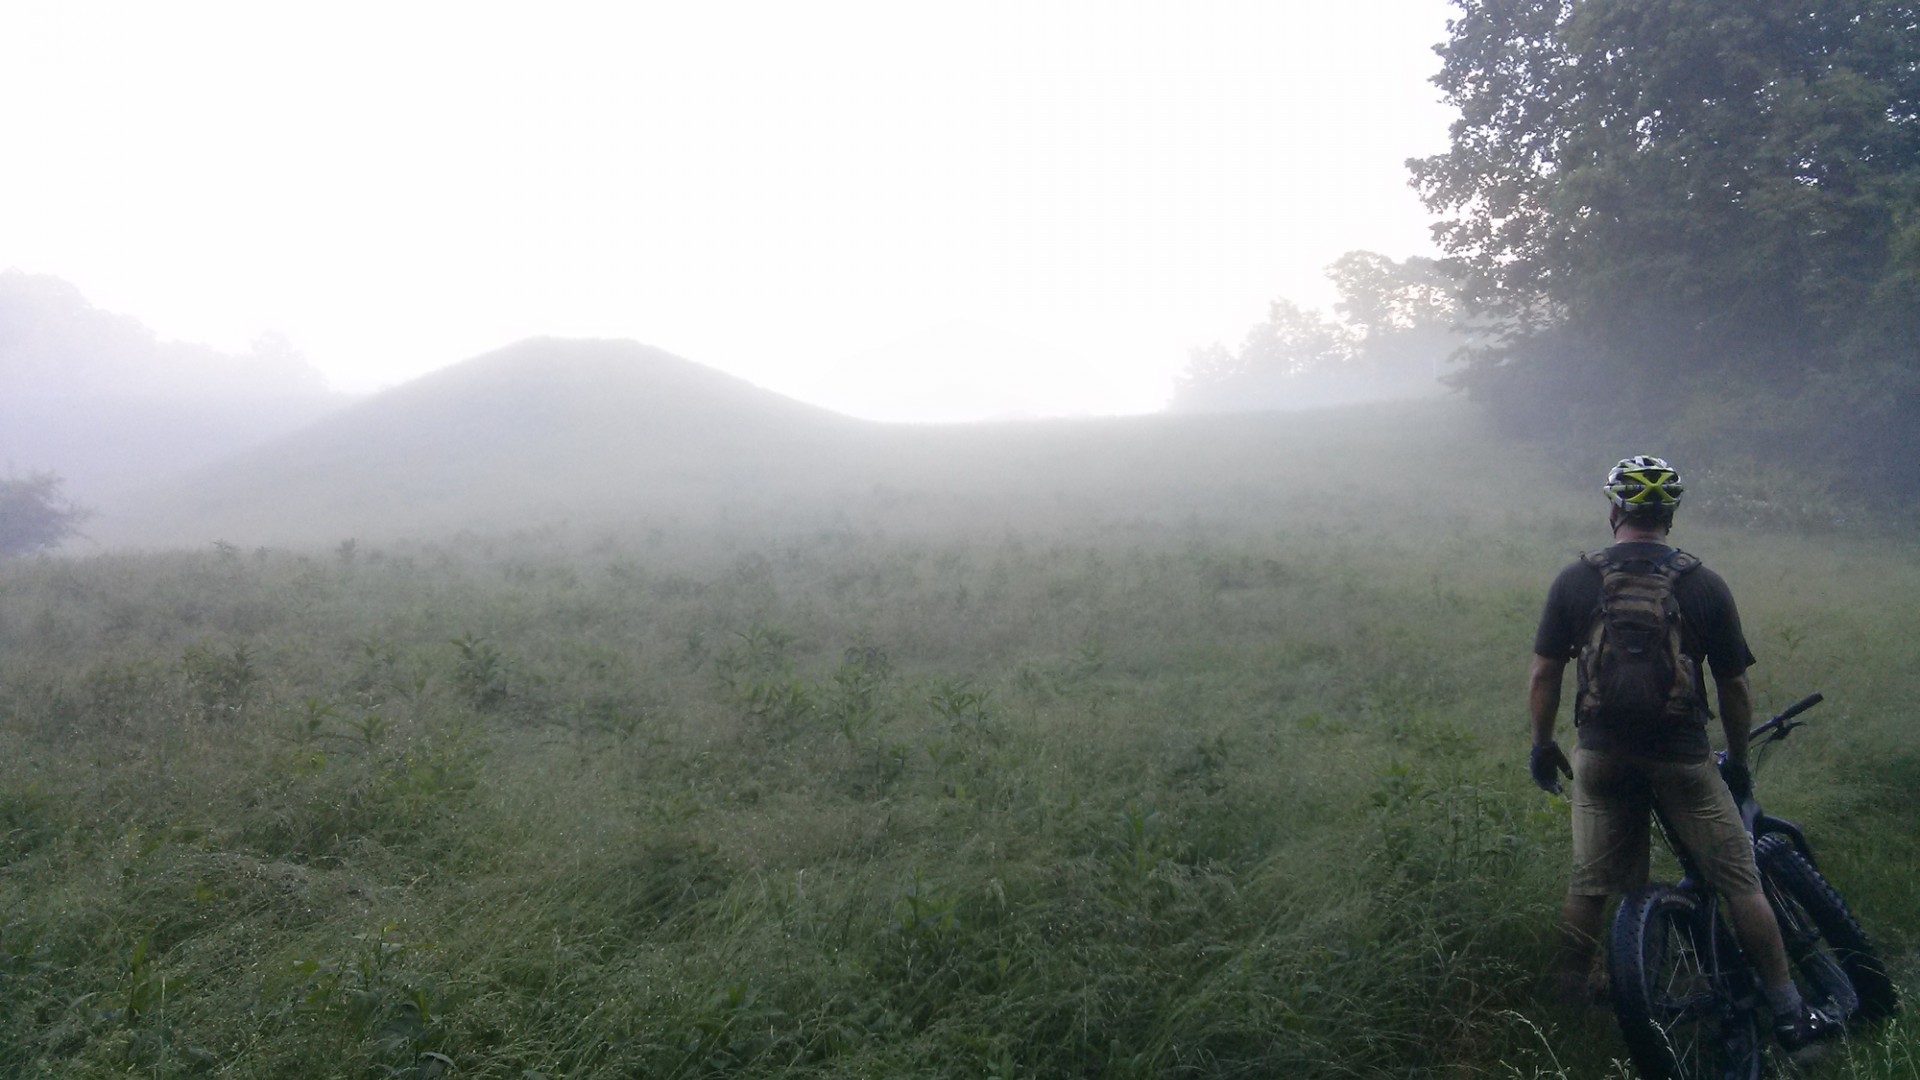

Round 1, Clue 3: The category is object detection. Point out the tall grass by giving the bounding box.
[1,401,1913,1077]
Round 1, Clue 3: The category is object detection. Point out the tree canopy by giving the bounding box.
[1172,252,1461,413]
[1411,0,1920,504]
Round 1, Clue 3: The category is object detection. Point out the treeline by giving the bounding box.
[1171,251,1464,413]
[1409,0,1919,512]
[1179,0,1915,518]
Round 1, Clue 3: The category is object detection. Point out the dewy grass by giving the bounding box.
[1,401,1916,1077]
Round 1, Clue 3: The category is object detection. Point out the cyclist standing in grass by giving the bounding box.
[1526,455,1837,1051]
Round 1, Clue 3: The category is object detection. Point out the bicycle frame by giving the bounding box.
[1612,692,1845,1079]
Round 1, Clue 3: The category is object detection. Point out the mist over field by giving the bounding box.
[3,319,1917,1077]
[23,327,1486,553]
[3,0,1917,1074]
[1,188,1915,1080]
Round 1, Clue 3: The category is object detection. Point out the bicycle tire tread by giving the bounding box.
[1609,885,1763,1080]
[1753,833,1900,1024]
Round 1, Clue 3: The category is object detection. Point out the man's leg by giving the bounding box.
[1557,890,1609,1004]
[1725,888,1841,1050]
[1723,888,1791,988]
[1653,760,1838,1050]
[1561,748,1642,1005]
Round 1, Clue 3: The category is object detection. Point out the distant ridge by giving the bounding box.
[261,337,856,471]
[0,270,347,503]
[102,338,870,547]
[353,336,846,437]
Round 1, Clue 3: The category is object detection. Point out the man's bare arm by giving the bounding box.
[1716,671,1755,760]
[1529,653,1568,746]
[1526,653,1574,793]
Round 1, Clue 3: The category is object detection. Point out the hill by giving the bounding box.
[95,329,1518,551]
[98,337,876,548]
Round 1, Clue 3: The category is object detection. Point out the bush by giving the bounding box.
[0,471,90,556]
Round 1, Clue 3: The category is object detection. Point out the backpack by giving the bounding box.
[1573,549,1706,730]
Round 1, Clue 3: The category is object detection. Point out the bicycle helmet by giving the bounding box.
[1604,455,1684,509]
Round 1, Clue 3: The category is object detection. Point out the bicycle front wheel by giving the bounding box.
[1610,884,1764,1080]
[1755,833,1899,1024]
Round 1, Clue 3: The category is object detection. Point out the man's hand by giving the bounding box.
[1530,741,1573,795]
[1721,755,1753,801]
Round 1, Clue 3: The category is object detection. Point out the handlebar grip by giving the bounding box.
[1749,692,1824,741]
[1774,692,1823,725]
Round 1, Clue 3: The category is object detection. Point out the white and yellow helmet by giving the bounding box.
[1604,455,1684,509]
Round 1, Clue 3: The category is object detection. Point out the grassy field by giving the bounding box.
[2,401,1915,1078]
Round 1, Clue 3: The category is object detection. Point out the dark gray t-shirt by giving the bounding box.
[1533,541,1757,761]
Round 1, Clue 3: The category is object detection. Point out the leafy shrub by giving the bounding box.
[181,642,259,719]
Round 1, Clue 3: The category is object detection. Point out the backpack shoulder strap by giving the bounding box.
[1661,549,1702,576]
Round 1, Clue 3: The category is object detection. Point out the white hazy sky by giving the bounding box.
[2,1,1458,422]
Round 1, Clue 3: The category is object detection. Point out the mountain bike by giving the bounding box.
[1607,692,1898,1080]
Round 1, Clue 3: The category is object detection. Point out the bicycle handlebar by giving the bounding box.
[1750,691,1823,743]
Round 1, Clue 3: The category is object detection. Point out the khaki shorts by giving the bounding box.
[1569,747,1761,897]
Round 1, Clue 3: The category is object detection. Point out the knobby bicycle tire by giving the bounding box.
[1754,833,1899,1023]
[1610,884,1764,1080]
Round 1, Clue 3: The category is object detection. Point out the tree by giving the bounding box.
[1328,252,1465,384]
[1329,252,1453,342]
[1410,0,1920,498]
[1173,252,1465,413]
[1171,300,1353,412]
[0,472,90,556]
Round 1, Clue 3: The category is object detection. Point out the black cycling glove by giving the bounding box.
[1530,741,1573,795]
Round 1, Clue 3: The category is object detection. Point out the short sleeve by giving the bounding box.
[1533,561,1595,659]
[1680,567,1757,679]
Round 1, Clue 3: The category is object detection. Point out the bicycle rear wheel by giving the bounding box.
[1610,885,1764,1080]
[1755,833,1899,1024]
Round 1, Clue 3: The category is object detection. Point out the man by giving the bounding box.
[1527,455,1835,1050]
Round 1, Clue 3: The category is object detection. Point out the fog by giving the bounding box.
[0,267,1488,553]
[0,2,1483,542]
[0,271,353,506]
[1,2,1455,419]
[82,345,1479,552]
[2,7,1911,1075]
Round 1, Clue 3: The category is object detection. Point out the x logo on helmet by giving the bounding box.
[1617,470,1678,504]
